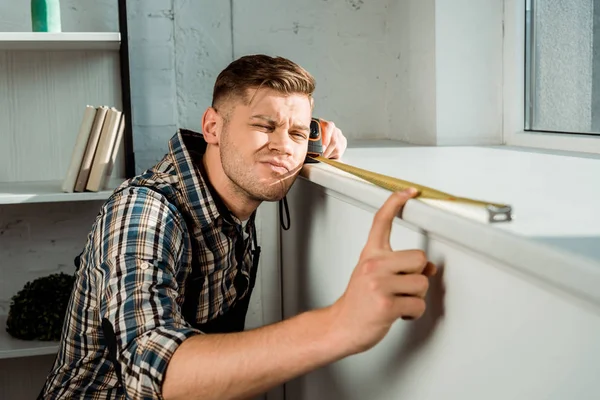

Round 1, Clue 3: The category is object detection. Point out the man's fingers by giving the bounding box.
[320,119,334,157]
[365,190,418,250]
[323,131,337,158]
[326,132,346,159]
[333,134,347,159]
[319,119,332,148]
[363,250,430,275]
[391,296,427,320]
[317,119,347,159]
[423,261,437,277]
[382,273,430,298]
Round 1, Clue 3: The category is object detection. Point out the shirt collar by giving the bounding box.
[168,128,252,230]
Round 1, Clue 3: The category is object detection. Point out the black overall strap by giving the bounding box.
[279,196,290,230]
[229,223,261,322]
[181,218,261,334]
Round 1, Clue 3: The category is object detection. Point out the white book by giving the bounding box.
[74,106,109,192]
[86,107,122,192]
[104,113,126,186]
[62,105,97,193]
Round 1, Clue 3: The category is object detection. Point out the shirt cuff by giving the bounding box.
[122,325,201,399]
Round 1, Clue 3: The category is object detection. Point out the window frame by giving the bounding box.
[502,0,600,154]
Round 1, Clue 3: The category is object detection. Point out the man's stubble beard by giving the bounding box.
[219,127,300,203]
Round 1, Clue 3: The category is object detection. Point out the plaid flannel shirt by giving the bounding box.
[41,129,257,399]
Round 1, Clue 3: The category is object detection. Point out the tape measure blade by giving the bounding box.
[316,156,453,199]
[311,155,512,223]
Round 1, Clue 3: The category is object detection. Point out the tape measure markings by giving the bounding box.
[310,155,512,223]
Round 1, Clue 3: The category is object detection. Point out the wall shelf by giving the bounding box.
[0,179,124,205]
[0,315,59,360]
[0,32,121,51]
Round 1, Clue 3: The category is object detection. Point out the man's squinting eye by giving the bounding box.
[251,123,307,139]
[252,124,272,131]
[291,132,308,140]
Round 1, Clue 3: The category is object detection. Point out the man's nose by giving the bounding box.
[268,129,294,155]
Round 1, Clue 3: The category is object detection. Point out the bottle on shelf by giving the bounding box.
[31,0,62,33]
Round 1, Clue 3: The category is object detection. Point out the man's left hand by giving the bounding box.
[320,119,348,159]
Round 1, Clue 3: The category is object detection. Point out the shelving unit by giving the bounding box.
[0,29,132,206]
[0,1,135,207]
[0,32,121,51]
[0,316,58,360]
[0,2,134,397]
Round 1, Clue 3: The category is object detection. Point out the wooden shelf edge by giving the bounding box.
[0,32,121,51]
[0,178,125,205]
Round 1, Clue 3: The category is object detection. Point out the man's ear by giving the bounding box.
[202,107,221,144]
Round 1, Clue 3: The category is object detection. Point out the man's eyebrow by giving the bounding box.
[250,115,310,133]
[250,114,277,124]
[291,123,310,133]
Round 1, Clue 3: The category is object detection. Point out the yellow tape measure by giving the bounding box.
[309,155,513,223]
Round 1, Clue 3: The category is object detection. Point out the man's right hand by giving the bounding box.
[329,188,437,355]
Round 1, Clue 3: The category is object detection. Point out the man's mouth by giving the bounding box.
[262,161,290,174]
[260,158,293,174]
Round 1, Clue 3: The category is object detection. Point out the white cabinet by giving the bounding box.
[280,145,600,400]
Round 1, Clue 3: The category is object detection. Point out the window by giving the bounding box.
[525,0,600,135]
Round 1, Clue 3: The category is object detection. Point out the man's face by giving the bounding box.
[218,88,312,202]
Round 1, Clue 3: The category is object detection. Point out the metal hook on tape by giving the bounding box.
[486,205,513,223]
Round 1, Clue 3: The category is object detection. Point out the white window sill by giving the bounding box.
[505,130,600,155]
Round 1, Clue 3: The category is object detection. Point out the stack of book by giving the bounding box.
[61,105,125,193]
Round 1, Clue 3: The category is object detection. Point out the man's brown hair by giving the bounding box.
[212,54,316,112]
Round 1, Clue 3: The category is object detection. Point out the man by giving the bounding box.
[41,54,436,399]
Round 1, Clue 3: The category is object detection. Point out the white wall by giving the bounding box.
[403,0,437,144]
[434,0,504,145]
[127,0,181,172]
[172,0,411,142]
[173,0,232,136]
[396,0,504,146]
